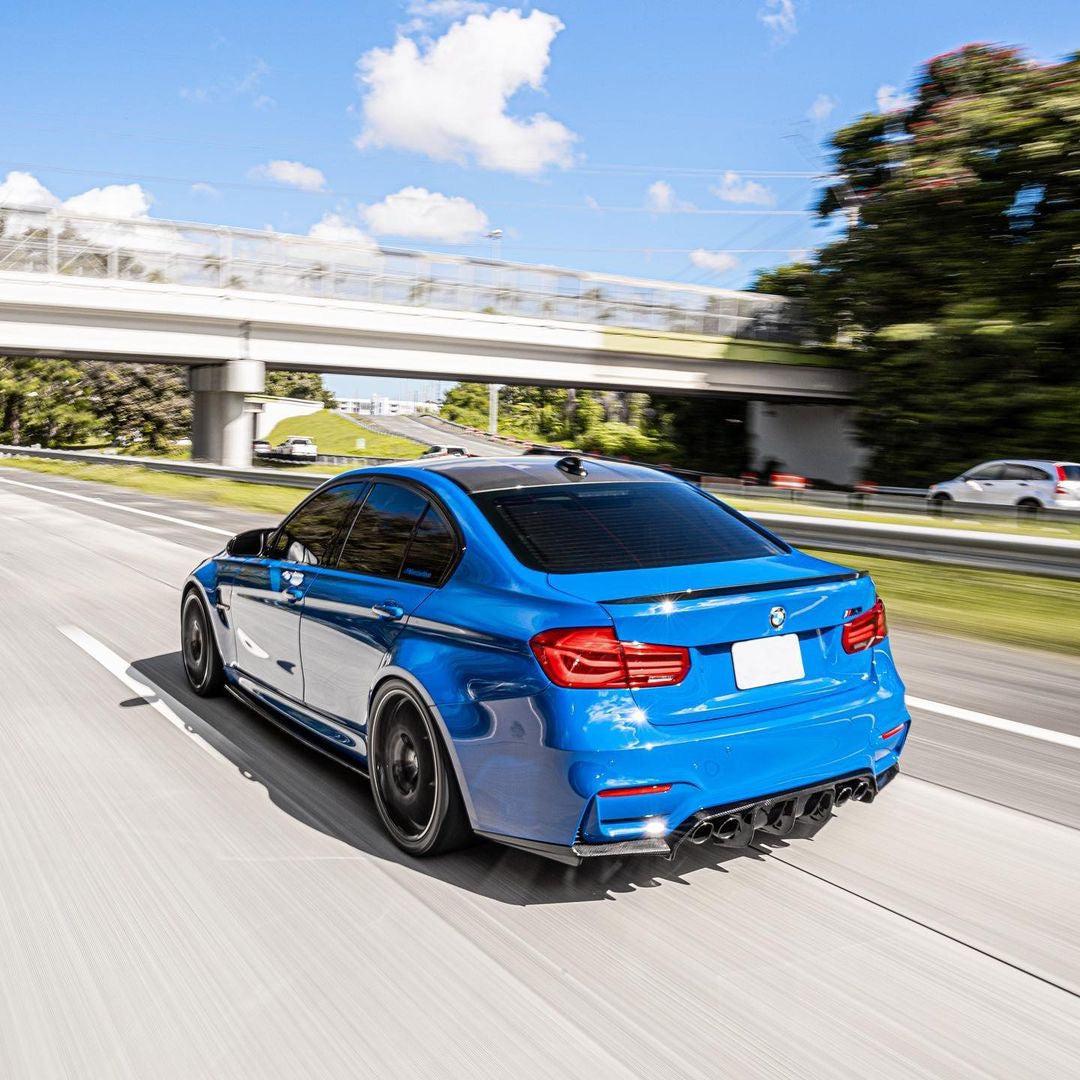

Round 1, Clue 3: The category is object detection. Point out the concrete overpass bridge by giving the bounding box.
[0,206,858,474]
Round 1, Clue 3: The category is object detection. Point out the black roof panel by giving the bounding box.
[416,455,678,494]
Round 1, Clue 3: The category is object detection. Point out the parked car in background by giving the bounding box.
[928,459,1080,511]
[421,445,470,457]
[273,436,318,461]
[181,455,908,865]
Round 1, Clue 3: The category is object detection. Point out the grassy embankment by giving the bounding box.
[264,411,425,459]
[0,455,1076,654]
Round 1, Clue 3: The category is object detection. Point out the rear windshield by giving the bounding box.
[473,481,783,574]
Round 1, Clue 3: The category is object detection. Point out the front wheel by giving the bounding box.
[181,589,225,696]
[368,680,472,857]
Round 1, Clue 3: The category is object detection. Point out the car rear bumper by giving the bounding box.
[480,764,900,866]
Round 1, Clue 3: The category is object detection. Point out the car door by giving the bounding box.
[299,481,459,736]
[1006,463,1052,504]
[959,462,1006,504]
[228,482,365,700]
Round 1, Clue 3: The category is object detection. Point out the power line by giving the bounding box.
[0,160,816,216]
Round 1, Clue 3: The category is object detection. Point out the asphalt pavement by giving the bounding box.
[1,466,1078,1079]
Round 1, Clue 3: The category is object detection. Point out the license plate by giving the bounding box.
[731,634,804,690]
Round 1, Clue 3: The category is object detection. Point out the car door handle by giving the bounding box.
[372,601,405,620]
[283,585,306,603]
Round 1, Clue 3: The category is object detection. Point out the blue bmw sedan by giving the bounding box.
[181,455,909,865]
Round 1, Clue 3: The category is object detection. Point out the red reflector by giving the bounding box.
[597,783,673,798]
[530,627,690,689]
[841,598,888,653]
[880,723,906,740]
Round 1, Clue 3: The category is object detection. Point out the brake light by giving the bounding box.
[841,598,888,653]
[880,723,906,740]
[530,627,690,688]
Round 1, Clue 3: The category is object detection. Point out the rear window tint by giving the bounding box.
[474,482,782,574]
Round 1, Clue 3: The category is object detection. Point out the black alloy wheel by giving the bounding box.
[181,590,225,696]
[368,681,472,857]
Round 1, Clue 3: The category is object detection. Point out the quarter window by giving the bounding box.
[268,484,364,566]
[1003,463,1050,481]
[337,483,428,579]
[401,504,456,583]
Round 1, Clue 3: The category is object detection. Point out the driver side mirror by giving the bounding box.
[225,527,273,557]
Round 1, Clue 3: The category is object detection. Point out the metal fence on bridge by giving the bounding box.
[0,205,808,344]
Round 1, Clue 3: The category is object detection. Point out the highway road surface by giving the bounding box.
[361,411,525,457]
[1,466,1078,1079]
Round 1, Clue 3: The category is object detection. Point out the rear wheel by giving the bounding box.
[1017,498,1041,517]
[181,589,225,696]
[368,680,472,857]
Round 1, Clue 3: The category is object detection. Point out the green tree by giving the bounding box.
[264,371,337,408]
[0,357,97,446]
[77,362,192,451]
[762,44,1080,482]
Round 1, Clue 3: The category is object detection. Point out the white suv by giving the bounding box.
[928,459,1080,511]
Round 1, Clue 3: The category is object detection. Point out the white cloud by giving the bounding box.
[307,212,375,247]
[63,183,153,220]
[690,249,739,274]
[404,0,489,30]
[356,8,577,174]
[190,182,221,198]
[249,160,327,192]
[711,171,776,206]
[759,0,797,43]
[362,186,489,242]
[0,170,61,211]
[876,84,914,113]
[646,180,695,213]
[807,93,838,123]
[181,58,274,109]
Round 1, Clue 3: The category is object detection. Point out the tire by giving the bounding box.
[929,492,951,515]
[367,680,473,857]
[181,589,225,697]
[1017,498,1041,516]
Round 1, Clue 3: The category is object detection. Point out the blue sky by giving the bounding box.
[1,0,1073,397]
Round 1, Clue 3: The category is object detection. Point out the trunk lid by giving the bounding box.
[548,553,879,727]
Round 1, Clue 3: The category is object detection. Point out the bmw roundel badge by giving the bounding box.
[769,605,787,630]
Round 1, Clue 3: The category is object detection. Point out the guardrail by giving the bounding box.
[1,446,1077,578]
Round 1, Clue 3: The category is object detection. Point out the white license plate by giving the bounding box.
[731,634,804,690]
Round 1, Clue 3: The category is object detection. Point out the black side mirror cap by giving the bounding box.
[226,528,272,557]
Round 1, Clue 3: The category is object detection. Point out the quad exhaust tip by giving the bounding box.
[714,816,742,842]
[688,821,714,845]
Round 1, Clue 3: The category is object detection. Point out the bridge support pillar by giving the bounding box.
[747,401,868,486]
[189,360,265,467]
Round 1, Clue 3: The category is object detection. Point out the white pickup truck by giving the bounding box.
[273,436,318,461]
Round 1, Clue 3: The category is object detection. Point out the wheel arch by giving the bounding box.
[182,573,233,670]
[368,665,479,828]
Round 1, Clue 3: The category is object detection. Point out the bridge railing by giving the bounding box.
[0,204,808,344]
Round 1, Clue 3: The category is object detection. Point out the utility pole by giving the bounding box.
[488,383,499,435]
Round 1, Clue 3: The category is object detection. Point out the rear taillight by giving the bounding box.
[841,598,888,653]
[1055,465,1069,495]
[530,627,690,689]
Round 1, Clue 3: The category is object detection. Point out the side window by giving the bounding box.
[268,484,364,566]
[401,504,457,584]
[967,463,1005,481]
[337,483,427,579]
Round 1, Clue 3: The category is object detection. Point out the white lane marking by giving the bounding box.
[908,695,1080,751]
[59,624,233,767]
[0,474,233,535]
